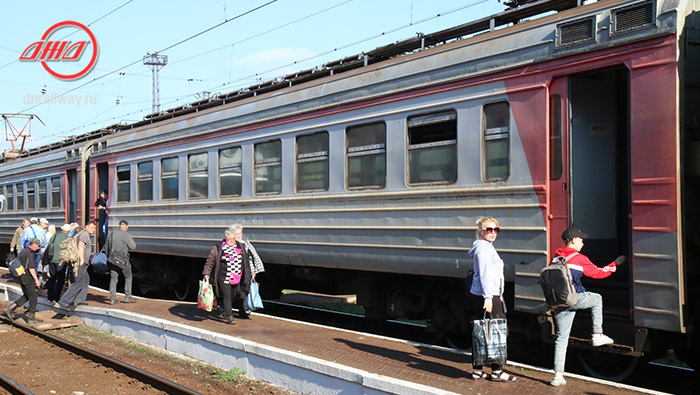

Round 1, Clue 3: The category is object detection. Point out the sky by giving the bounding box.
[0,0,508,151]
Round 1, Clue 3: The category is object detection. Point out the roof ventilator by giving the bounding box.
[612,0,655,35]
[557,16,596,48]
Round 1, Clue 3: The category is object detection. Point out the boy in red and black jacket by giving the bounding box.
[550,227,626,387]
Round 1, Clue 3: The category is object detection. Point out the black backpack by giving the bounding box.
[539,253,579,309]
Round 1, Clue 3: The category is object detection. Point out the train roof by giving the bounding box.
[0,0,687,164]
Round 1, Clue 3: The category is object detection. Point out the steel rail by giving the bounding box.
[0,371,32,395]
[0,315,202,395]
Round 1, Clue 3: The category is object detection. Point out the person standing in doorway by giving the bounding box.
[95,190,109,249]
[104,219,137,304]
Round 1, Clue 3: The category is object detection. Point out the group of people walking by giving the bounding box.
[467,216,624,386]
[4,216,137,322]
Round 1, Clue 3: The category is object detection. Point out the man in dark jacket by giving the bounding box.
[104,219,137,304]
[46,223,71,303]
[3,238,43,324]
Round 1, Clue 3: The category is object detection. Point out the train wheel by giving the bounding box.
[576,349,639,382]
[173,279,190,301]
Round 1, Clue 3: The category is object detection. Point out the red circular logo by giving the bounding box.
[34,21,99,80]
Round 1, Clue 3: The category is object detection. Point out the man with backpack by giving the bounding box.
[2,238,43,324]
[550,227,625,387]
[45,224,71,304]
[54,220,96,311]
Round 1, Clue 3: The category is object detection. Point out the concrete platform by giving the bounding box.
[0,270,666,395]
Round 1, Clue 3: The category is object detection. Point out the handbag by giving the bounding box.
[7,257,25,278]
[471,312,508,366]
[108,250,128,270]
[198,279,215,312]
[90,252,109,274]
[245,280,264,311]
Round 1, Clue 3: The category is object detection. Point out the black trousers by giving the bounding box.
[14,273,38,314]
[467,292,506,371]
[217,278,246,319]
[46,264,67,302]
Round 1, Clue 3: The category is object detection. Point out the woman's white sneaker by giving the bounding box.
[592,333,614,347]
[550,372,567,386]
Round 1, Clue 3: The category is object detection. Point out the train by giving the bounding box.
[1,0,699,380]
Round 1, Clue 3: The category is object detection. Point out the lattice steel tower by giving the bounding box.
[143,52,168,114]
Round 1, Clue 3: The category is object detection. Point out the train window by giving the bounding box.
[16,183,24,211]
[7,185,14,211]
[550,95,563,179]
[296,132,329,192]
[161,157,179,200]
[347,122,386,189]
[219,147,242,197]
[138,161,153,202]
[51,177,61,209]
[254,140,282,195]
[483,102,510,181]
[26,181,35,211]
[188,153,209,199]
[117,165,131,203]
[407,110,457,184]
[38,179,48,209]
[0,186,5,212]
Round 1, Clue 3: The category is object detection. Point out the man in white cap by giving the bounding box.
[20,217,48,269]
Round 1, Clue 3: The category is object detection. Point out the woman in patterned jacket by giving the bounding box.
[203,224,254,324]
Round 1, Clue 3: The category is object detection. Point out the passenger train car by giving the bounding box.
[2,0,699,378]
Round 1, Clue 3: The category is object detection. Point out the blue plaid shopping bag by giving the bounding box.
[471,312,508,366]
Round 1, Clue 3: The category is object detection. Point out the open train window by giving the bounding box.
[483,102,510,182]
[347,122,386,189]
[188,153,209,200]
[117,165,131,203]
[7,184,14,211]
[407,110,457,185]
[255,140,282,195]
[0,186,5,211]
[26,181,35,211]
[219,147,242,197]
[297,132,329,192]
[38,179,47,209]
[138,161,153,202]
[161,157,179,200]
[50,177,61,209]
[16,183,24,211]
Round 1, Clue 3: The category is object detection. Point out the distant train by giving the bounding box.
[2,0,699,380]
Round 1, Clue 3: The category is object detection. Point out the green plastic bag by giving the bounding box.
[198,279,215,312]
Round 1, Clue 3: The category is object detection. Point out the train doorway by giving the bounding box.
[549,67,631,314]
[96,162,109,249]
[67,169,77,224]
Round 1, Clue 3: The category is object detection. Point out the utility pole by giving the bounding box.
[143,52,168,114]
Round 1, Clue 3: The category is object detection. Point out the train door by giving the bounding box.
[96,162,109,248]
[549,67,632,320]
[67,169,77,223]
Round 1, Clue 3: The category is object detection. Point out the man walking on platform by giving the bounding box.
[54,220,96,311]
[9,217,30,254]
[3,238,43,324]
[104,219,137,304]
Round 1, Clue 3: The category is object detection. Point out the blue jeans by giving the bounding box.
[553,292,603,372]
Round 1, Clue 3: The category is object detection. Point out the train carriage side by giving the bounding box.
[0,146,89,251]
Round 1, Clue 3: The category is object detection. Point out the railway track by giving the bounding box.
[0,315,202,395]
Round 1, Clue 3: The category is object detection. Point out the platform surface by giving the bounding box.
[0,271,660,394]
